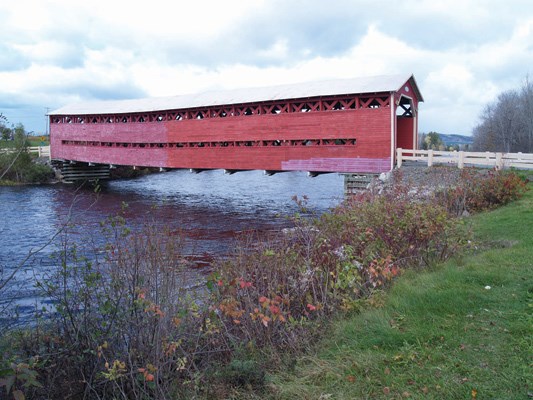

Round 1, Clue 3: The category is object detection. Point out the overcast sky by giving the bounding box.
[1,0,532,136]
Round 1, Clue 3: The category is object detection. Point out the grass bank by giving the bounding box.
[1,169,528,399]
[269,184,532,399]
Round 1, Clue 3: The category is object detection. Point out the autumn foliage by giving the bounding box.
[0,169,527,399]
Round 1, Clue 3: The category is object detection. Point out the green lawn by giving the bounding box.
[269,185,532,399]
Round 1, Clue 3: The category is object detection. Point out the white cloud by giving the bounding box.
[1,0,532,135]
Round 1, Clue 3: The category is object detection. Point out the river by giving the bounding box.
[0,170,344,325]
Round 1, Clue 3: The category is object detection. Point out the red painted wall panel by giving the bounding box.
[51,108,393,173]
[396,116,414,150]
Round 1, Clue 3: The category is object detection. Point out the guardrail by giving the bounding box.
[396,148,533,170]
[0,145,50,158]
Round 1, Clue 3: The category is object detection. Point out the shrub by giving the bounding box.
[437,168,528,216]
[211,228,330,353]
[210,185,465,356]
[0,152,53,184]
[5,213,228,399]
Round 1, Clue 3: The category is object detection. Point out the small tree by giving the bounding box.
[0,114,11,142]
[423,131,444,150]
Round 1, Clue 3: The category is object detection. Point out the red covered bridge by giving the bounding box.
[49,74,423,178]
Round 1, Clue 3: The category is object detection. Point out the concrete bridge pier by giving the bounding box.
[343,173,379,197]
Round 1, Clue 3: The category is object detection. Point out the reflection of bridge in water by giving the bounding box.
[49,74,423,183]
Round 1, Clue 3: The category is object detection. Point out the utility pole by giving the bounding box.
[45,107,50,136]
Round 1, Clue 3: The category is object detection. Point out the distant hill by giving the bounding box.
[439,134,473,146]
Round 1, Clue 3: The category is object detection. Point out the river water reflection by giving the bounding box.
[0,170,344,323]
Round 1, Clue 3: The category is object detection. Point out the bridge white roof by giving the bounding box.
[50,73,422,115]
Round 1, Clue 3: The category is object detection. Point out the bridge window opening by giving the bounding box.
[397,96,413,117]
[369,99,381,109]
[332,101,344,111]
[59,137,360,153]
[55,93,392,130]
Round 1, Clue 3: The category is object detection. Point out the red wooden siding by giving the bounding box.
[396,116,414,151]
[51,106,392,173]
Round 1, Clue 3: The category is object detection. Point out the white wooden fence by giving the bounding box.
[396,148,533,170]
[0,145,50,158]
[29,146,51,158]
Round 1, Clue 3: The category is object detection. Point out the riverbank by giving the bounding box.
[0,157,159,186]
[266,182,533,399]
[0,153,55,186]
[0,168,528,399]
